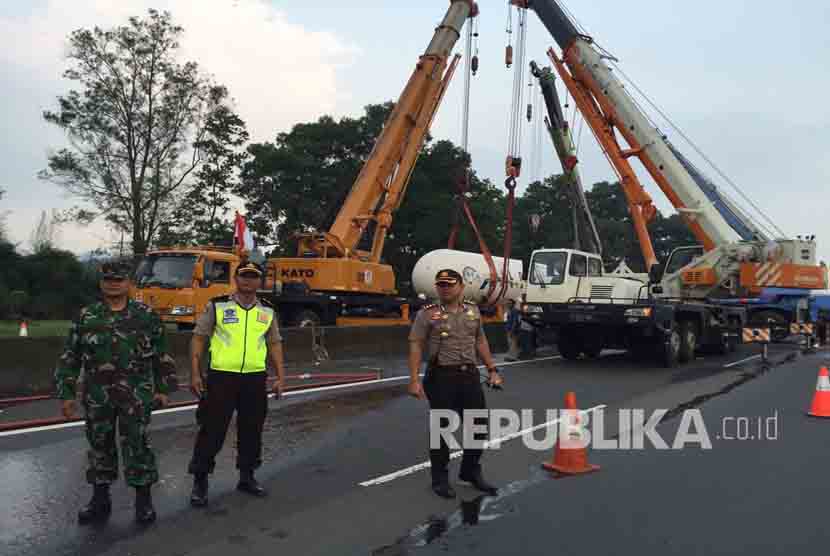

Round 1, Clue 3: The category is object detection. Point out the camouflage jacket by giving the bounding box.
[55,299,177,400]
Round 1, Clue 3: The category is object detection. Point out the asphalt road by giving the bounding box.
[0,341,814,556]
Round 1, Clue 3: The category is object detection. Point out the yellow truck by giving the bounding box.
[130,244,416,329]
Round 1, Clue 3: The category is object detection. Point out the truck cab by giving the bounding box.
[131,247,240,329]
[525,248,647,309]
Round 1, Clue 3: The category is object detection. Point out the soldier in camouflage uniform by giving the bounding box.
[55,261,177,525]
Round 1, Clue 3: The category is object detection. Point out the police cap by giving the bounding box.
[100,261,131,280]
[434,268,463,285]
[236,260,264,277]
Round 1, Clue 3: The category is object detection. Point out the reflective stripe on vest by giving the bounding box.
[209,300,274,373]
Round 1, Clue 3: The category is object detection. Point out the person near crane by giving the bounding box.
[408,269,503,499]
[504,299,521,361]
[187,260,286,507]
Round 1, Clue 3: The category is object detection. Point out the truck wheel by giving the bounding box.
[582,340,603,359]
[293,309,321,328]
[558,331,582,361]
[678,321,697,363]
[661,326,681,368]
[750,310,789,342]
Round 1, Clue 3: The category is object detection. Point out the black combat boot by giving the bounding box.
[236,469,267,497]
[431,468,456,499]
[134,485,157,524]
[431,482,457,499]
[190,473,209,507]
[459,467,498,496]
[78,484,112,524]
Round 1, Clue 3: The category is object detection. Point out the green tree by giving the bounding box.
[30,210,60,253]
[650,213,697,263]
[511,176,578,273]
[20,248,97,319]
[0,187,7,242]
[0,239,22,318]
[238,103,392,253]
[40,10,247,257]
[157,104,250,246]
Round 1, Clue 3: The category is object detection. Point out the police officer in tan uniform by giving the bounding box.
[408,268,503,498]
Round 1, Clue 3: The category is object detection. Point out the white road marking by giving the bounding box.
[723,354,762,369]
[359,404,607,487]
[0,355,564,438]
[494,355,562,367]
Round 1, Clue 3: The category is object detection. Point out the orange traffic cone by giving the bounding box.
[18,320,28,338]
[807,367,830,418]
[542,391,600,476]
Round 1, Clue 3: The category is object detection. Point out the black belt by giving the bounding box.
[433,364,476,372]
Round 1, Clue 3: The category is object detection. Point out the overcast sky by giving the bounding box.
[2,0,828,263]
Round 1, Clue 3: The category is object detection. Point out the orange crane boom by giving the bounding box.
[298,0,477,265]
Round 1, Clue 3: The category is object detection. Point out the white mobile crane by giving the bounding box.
[516,0,827,366]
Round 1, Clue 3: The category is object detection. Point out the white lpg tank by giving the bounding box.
[412,249,525,303]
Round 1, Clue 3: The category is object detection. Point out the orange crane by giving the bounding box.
[283,1,478,295]
[132,1,479,328]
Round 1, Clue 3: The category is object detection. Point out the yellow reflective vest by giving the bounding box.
[209,298,275,373]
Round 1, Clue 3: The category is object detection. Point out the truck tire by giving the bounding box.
[292,309,321,328]
[558,330,582,361]
[584,344,602,359]
[582,339,603,359]
[660,326,681,368]
[750,310,789,342]
[678,321,697,363]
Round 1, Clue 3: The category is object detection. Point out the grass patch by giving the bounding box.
[0,320,179,338]
[0,320,72,338]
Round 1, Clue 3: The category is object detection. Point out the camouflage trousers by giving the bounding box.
[83,392,159,488]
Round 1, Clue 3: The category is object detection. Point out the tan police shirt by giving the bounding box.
[193,293,282,344]
[408,302,486,366]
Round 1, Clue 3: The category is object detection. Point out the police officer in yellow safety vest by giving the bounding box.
[187,260,286,507]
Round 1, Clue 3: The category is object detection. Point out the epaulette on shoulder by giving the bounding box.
[211,295,231,303]
[463,300,477,306]
[423,303,438,310]
[258,297,274,308]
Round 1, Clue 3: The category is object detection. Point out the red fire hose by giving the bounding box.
[0,372,382,433]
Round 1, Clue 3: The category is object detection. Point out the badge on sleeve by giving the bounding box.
[223,308,239,324]
[257,311,269,324]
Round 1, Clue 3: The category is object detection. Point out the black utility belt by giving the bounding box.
[432,364,477,373]
[209,369,267,374]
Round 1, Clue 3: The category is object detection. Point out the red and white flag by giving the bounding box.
[233,211,255,252]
